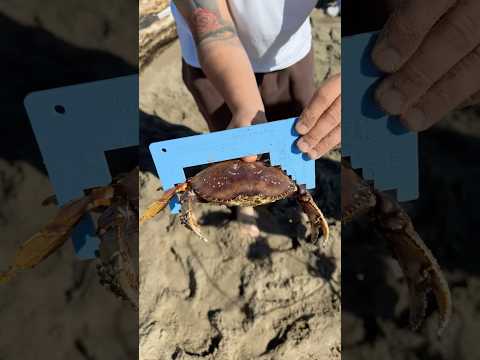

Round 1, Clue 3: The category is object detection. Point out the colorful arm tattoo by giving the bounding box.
[175,0,237,45]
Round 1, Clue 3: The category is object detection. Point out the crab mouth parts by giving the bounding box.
[209,194,283,207]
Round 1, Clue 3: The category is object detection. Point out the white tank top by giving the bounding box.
[171,0,317,73]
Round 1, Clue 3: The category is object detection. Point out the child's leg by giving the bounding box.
[259,49,315,121]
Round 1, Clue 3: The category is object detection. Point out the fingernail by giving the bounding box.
[296,123,308,134]
[376,82,404,115]
[373,46,402,73]
[308,150,319,160]
[296,138,311,153]
[242,155,258,162]
[402,107,427,131]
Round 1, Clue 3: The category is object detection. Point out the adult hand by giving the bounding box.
[295,74,341,160]
[372,0,480,131]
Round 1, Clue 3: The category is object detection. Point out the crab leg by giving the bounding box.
[341,162,376,222]
[296,187,329,246]
[374,191,452,336]
[139,183,188,225]
[341,161,452,334]
[97,202,139,310]
[0,186,114,284]
[180,189,208,242]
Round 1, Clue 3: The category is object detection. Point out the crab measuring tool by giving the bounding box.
[24,75,138,259]
[343,32,418,201]
[149,117,315,213]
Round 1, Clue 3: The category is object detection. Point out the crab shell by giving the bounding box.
[188,160,297,206]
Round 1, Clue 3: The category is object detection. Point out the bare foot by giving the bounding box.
[235,206,261,238]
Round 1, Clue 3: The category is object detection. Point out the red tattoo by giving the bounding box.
[192,8,222,36]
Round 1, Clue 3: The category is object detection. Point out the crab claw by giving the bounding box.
[374,191,452,336]
[297,186,329,246]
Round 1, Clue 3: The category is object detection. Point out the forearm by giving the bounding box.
[174,0,265,125]
[199,39,265,124]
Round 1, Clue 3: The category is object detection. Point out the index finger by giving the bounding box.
[371,0,455,73]
[295,73,340,135]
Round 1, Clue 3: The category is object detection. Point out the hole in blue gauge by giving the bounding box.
[54,105,66,114]
[161,148,167,152]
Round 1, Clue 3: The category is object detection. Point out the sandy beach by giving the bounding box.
[139,9,341,360]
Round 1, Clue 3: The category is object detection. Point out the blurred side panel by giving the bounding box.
[342,1,480,360]
[0,1,138,359]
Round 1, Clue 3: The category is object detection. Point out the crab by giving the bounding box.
[140,159,329,244]
[342,159,452,336]
[0,168,139,310]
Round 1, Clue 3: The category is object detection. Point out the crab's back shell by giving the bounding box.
[190,160,297,206]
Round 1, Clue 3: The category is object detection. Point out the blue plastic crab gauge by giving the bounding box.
[342,32,418,201]
[149,117,315,213]
[24,75,138,259]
